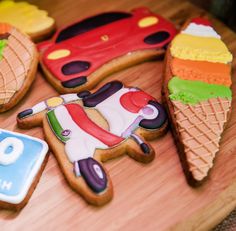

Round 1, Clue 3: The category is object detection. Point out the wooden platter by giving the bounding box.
[0,0,236,230]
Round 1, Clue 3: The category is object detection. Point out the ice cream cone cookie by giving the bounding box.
[0,23,38,112]
[17,81,168,206]
[163,17,233,185]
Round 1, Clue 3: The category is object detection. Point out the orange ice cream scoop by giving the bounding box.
[0,23,11,35]
[171,57,231,86]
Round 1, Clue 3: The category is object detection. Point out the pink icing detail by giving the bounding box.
[61,129,71,137]
[74,161,80,176]
[121,115,143,138]
[142,106,154,115]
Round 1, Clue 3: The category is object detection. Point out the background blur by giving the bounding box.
[190,0,236,31]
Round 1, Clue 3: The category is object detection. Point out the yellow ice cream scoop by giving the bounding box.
[170,33,232,63]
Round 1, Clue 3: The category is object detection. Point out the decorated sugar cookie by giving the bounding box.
[37,7,177,93]
[0,0,55,41]
[163,18,233,185]
[0,23,38,112]
[0,129,48,210]
[17,81,167,205]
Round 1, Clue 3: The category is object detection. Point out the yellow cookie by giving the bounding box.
[0,0,55,41]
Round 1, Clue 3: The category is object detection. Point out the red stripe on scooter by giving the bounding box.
[65,104,123,147]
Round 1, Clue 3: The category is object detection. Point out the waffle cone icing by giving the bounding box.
[0,23,35,105]
[172,98,231,180]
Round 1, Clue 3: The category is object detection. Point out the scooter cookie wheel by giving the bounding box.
[139,101,167,129]
[78,158,107,193]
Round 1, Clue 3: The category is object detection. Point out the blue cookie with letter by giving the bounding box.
[0,129,48,210]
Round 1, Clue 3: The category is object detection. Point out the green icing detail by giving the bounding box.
[47,110,69,143]
[168,77,232,105]
[0,39,7,60]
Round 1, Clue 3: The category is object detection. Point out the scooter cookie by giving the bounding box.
[163,18,233,185]
[0,23,38,112]
[37,7,177,93]
[17,81,167,205]
[0,129,48,210]
[0,0,55,41]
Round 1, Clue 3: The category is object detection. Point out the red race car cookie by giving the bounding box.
[17,81,168,205]
[38,7,177,93]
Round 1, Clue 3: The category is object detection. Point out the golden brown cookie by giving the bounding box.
[17,81,168,205]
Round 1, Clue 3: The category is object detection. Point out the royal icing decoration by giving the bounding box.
[18,81,167,195]
[0,137,24,165]
[168,18,232,181]
[170,33,232,64]
[0,0,54,38]
[0,129,48,204]
[170,58,231,86]
[37,7,177,91]
[138,16,159,28]
[182,22,221,38]
[0,23,35,106]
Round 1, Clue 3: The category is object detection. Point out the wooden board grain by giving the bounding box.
[0,0,236,230]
